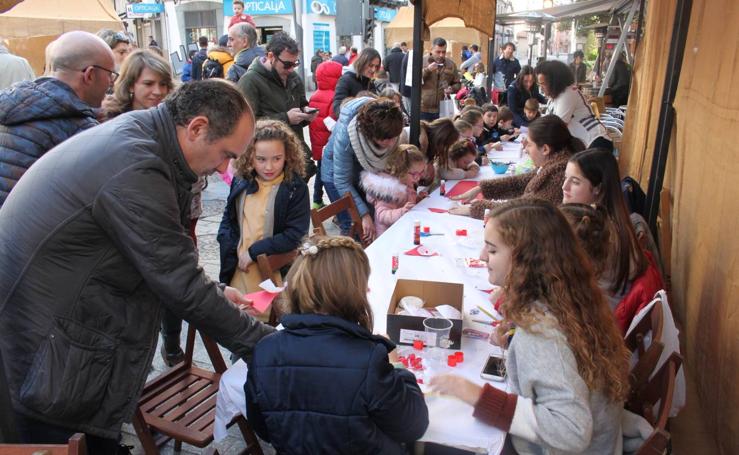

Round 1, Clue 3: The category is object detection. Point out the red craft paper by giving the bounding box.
[244,290,279,314]
[445,180,484,200]
[428,208,448,213]
[404,245,439,256]
[465,258,486,268]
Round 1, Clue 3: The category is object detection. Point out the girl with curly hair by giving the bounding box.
[217,120,310,317]
[431,199,630,454]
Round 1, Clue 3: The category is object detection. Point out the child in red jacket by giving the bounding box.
[308,60,343,209]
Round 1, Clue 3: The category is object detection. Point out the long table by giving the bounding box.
[365,144,523,454]
[213,142,526,454]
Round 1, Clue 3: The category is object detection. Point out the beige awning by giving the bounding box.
[410,0,496,39]
[1,0,122,38]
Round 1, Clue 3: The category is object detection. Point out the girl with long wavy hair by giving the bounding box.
[431,199,630,454]
[217,120,310,320]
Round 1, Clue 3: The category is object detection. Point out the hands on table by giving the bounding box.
[430,374,483,406]
[449,186,481,204]
[448,204,472,217]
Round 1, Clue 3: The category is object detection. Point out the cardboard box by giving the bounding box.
[387,279,464,350]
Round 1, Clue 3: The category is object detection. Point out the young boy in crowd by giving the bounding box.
[495,106,520,142]
[478,103,502,151]
[524,98,542,124]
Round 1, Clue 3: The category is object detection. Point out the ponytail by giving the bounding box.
[386,144,427,178]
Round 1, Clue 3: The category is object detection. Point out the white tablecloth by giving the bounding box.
[214,142,527,452]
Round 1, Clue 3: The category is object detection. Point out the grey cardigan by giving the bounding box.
[506,314,623,454]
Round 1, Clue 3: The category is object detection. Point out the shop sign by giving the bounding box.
[131,2,164,14]
[231,1,294,15]
[306,0,336,16]
[373,7,397,23]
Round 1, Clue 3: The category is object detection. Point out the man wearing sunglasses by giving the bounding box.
[0,31,115,207]
[237,31,317,180]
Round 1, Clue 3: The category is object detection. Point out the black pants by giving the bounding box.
[14,412,121,453]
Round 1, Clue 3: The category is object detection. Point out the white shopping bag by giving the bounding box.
[439,95,456,119]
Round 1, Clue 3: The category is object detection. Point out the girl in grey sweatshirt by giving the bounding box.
[431,199,631,454]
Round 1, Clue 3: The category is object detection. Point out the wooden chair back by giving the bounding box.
[133,325,263,454]
[256,250,298,325]
[310,193,367,247]
[625,301,665,414]
[0,433,86,455]
[634,353,683,455]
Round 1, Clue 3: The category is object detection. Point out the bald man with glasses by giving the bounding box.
[0,31,115,207]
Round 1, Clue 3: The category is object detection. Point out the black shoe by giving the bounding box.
[160,343,185,367]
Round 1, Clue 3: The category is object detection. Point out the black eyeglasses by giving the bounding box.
[84,65,119,82]
[275,55,300,69]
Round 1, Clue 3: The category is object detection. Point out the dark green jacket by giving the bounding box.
[236,57,309,141]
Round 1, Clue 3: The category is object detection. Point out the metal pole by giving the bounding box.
[409,0,424,147]
[486,37,495,93]
[644,0,693,236]
[291,0,306,81]
[598,0,639,97]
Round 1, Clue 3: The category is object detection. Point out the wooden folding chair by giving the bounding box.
[311,193,368,247]
[0,433,86,455]
[256,250,298,326]
[634,353,683,455]
[625,302,665,415]
[133,325,263,455]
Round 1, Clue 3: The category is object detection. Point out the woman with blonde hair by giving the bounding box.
[101,48,174,119]
[246,235,429,453]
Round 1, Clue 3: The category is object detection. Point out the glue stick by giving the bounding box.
[440,179,446,196]
[413,220,421,245]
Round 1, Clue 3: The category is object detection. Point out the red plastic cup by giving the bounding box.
[423,226,430,233]
[455,229,468,236]
[447,355,458,367]
[413,339,425,350]
[454,351,464,362]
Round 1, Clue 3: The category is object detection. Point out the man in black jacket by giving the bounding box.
[0,80,274,452]
[383,42,404,89]
[190,36,209,81]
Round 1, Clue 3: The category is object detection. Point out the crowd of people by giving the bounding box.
[0,19,658,455]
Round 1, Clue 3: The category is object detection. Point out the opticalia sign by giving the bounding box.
[241,1,294,15]
[130,2,164,14]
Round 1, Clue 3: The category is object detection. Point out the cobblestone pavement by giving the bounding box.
[121,167,337,454]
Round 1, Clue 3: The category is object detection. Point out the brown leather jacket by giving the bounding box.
[421,57,461,114]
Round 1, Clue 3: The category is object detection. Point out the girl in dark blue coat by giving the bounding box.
[245,235,429,454]
[217,120,310,299]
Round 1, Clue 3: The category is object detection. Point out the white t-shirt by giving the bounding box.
[546,85,609,147]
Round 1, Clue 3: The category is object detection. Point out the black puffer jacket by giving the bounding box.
[333,67,376,117]
[246,314,429,454]
[0,77,98,207]
[0,104,274,438]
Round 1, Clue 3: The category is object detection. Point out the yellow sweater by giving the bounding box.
[229,174,284,295]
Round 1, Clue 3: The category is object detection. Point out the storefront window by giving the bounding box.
[184,10,218,46]
[259,26,284,45]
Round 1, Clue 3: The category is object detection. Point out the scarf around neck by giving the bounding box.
[348,116,397,173]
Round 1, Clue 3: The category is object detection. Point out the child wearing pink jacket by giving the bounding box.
[360,145,427,237]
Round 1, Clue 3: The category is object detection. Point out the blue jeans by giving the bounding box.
[313,159,324,204]
[322,179,353,235]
